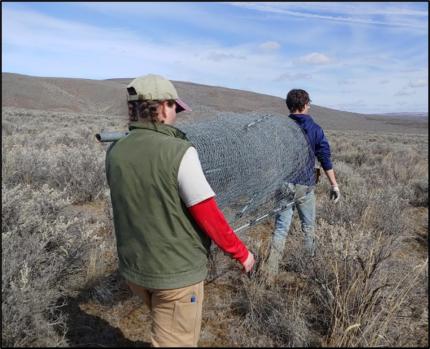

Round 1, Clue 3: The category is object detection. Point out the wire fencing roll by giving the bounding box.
[177,112,315,235]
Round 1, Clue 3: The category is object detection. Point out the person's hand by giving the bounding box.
[241,251,255,273]
[330,185,340,203]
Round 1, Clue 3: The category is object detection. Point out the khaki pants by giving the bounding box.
[127,280,204,347]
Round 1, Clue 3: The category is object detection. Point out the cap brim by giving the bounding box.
[175,98,192,113]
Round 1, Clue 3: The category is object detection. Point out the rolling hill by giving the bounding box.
[2,72,427,134]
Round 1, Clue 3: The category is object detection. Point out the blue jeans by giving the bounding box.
[271,183,316,257]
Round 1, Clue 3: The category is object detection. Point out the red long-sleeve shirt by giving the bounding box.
[188,197,249,264]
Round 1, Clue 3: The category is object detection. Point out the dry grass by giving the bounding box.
[2,107,428,347]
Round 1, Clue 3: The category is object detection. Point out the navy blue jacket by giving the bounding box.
[289,114,333,171]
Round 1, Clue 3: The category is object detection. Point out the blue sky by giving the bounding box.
[2,2,428,114]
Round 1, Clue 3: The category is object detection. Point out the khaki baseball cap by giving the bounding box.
[127,74,191,113]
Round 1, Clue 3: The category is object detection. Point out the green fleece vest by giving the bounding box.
[106,121,211,289]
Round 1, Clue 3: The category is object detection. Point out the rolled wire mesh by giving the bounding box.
[177,112,315,235]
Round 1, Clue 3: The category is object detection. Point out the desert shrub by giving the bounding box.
[229,275,318,347]
[3,144,106,204]
[1,119,19,136]
[229,219,426,347]
[2,108,121,347]
[370,142,391,156]
[310,221,426,347]
[317,133,425,236]
[228,130,428,347]
[409,179,428,207]
[1,184,109,347]
[380,150,424,184]
[336,150,368,167]
[1,109,427,347]
[356,142,427,207]
[317,169,371,228]
[366,186,410,235]
[320,183,408,236]
[51,145,106,203]
[2,183,70,233]
[2,108,123,204]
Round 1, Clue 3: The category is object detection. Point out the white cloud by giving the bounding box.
[338,79,355,85]
[275,72,312,81]
[3,4,427,114]
[2,7,292,86]
[296,52,332,65]
[230,3,428,31]
[3,8,143,53]
[395,90,415,97]
[408,79,428,88]
[260,41,281,50]
[206,52,246,62]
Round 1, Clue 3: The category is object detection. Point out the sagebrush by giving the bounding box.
[2,107,428,347]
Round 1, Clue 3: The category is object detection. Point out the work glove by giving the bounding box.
[330,185,340,203]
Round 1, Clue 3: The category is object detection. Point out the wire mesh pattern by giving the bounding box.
[177,112,315,234]
[97,112,315,235]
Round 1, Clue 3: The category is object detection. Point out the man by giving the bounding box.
[265,88,340,278]
[105,74,255,347]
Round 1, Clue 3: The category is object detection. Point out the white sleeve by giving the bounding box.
[178,147,216,207]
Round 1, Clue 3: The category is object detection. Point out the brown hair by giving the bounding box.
[286,89,311,113]
[127,99,176,123]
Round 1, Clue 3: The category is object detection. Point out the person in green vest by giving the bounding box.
[105,74,255,347]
